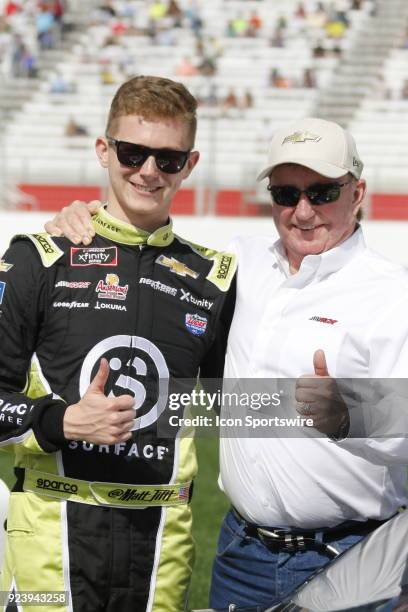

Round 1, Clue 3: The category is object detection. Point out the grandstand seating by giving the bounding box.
[1,0,408,216]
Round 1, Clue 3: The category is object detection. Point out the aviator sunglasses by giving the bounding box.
[107,137,191,174]
[267,180,352,207]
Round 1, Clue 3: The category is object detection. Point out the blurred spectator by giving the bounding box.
[229,14,247,37]
[269,67,292,88]
[36,4,56,49]
[167,0,182,27]
[148,0,167,21]
[351,0,363,8]
[197,54,217,76]
[239,89,254,110]
[247,10,262,37]
[10,34,37,78]
[4,1,21,17]
[295,2,307,18]
[301,67,317,88]
[221,88,239,112]
[99,1,116,18]
[64,118,89,137]
[49,71,76,93]
[100,64,116,84]
[184,1,203,36]
[270,25,285,47]
[51,0,65,23]
[176,55,198,76]
[326,16,347,39]
[312,40,327,57]
[308,2,327,28]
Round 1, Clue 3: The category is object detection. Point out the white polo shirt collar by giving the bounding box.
[271,225,365,287]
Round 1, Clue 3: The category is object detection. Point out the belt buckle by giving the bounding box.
[257,528,309,552]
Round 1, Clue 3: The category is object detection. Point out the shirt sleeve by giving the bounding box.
[0,239,67,453]
[335,294,408,465]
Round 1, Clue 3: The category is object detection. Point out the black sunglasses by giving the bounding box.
[267,180,351,207]
[107,137,191,174]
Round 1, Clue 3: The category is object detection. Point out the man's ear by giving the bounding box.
[353,178,367,218]
[183,150,200,178]
[95,137,109,168]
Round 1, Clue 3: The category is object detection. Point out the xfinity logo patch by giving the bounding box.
[180,289,213,310]
[70,247,118,267]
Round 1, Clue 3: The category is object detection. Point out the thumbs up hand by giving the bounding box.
[63,358,136,445]
[296,350,349,438]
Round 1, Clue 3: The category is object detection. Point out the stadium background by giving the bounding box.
[1,0,408,608]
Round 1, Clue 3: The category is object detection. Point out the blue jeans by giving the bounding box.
[209,509,368,610]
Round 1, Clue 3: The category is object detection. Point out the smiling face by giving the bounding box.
[96,114,199,231]
[269,164,366,273]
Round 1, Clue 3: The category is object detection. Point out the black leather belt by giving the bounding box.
[232,507,391,558]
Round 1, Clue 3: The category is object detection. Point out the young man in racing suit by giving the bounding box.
[0,76,236,612]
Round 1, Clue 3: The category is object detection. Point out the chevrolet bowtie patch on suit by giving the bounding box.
[156,255,199,279]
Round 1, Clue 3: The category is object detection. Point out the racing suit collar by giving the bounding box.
[92,207,174,246]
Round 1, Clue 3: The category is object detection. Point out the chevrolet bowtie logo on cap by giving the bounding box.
[156,255,199,279]
[282,131,322,145]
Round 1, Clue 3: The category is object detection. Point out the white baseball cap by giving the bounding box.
[257,117,364,181]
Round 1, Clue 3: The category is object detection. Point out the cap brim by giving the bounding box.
[256,158,349,182]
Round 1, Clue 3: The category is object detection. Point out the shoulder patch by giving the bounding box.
[174,235,218,259]
[173,235,237,290]
[207,251,237,292]
[12,233,64,268]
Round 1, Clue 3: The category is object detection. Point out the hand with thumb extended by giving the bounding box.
[296,349,349,437]
[313,349,329,377]
[88,357,110,394]
[64,358,136,445]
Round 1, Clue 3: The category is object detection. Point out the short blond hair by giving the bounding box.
[106,75,198,146]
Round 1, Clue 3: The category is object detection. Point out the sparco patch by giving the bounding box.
[70,247,118,267]
[217,255,232,280]
[185,313,207,336]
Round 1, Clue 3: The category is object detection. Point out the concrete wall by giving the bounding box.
[0,212,407,266]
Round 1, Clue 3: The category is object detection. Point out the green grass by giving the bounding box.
[0,440,228,609]
[190,437,229,609]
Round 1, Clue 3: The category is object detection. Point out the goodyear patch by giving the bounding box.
[0,281,5,304]
[185,313,207,336]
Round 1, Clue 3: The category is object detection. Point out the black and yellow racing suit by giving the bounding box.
[0,207,236,612]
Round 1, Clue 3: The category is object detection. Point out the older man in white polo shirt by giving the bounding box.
[210,117,408,609]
